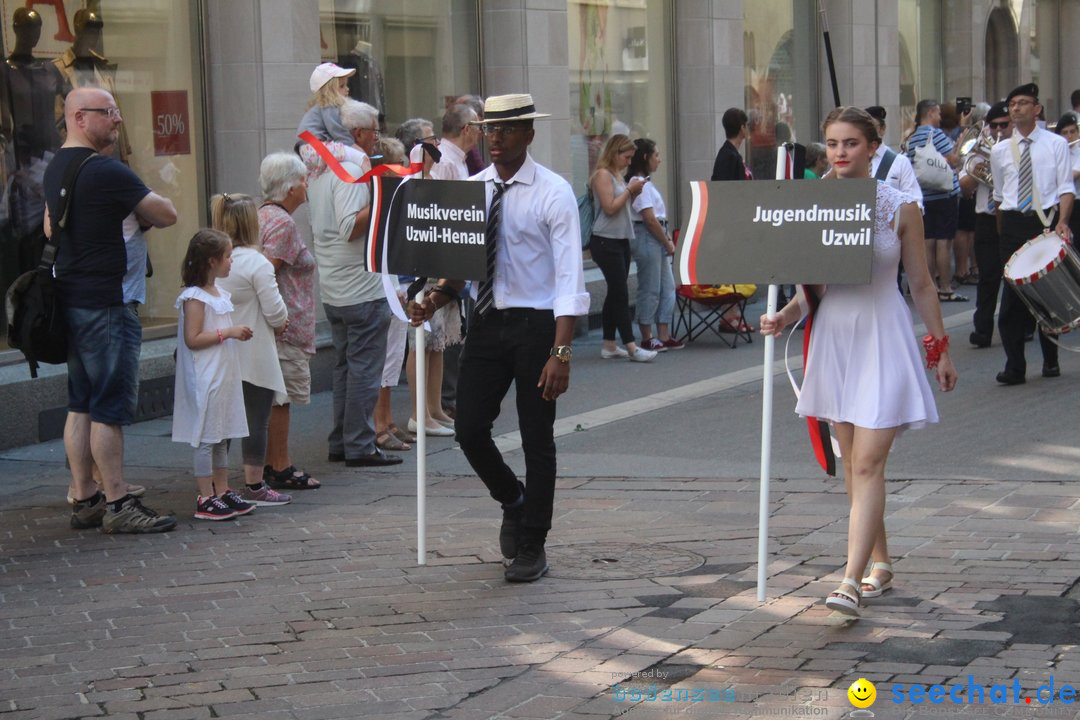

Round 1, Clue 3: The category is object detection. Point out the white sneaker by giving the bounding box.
[601,346,629,359]
[629,347,658,362]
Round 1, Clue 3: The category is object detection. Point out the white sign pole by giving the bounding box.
[757,146,787,602]
[415,292,427,566]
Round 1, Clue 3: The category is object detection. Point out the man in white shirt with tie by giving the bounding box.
[410,94,589,583]
[989,83,1075,385]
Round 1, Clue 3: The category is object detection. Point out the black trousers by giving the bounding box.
[972,212,1002,339]
[590,235,635,344]
[455,307,557,545]
[998,211,1059,375]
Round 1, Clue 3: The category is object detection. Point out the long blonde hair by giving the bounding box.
[210,193,259,249]
[591,133,635,183]
[306,80,346,111]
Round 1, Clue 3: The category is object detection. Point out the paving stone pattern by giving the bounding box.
[1,471,1079,719]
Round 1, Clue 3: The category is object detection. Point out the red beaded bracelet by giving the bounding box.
[217,329,224,344]
[922,334,949,369]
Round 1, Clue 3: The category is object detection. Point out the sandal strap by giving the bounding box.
[869,561,893,573]
[834,577,861,599]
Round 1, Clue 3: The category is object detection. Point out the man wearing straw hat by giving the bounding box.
[989,83,1074,385]
[410,93,589,582]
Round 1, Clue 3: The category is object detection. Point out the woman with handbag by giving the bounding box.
[906,99,965,302]
[589,134,657,362]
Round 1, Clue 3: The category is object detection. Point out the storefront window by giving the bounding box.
[318,0,479,134]
[742,0,817,181]
[0,0,207,343]
[899,0,943,137]
[568,0,673,212]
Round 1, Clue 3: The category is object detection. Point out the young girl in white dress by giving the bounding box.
[760,107,958,618]
[172,229,256,521]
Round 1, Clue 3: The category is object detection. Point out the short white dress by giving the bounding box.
[795,182,938,431]
[172,287,249,447]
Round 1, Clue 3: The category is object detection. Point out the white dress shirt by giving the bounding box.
[989,125,1075,211]
[1071,144,1080,196]
[959,167,995,215]
[472,153,589,318]
[429,139,469,181]
[871,144,923,209]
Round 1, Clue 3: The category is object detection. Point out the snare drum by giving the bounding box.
[1003,232,1080,334]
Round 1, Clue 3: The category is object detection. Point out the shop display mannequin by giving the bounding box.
[53,9,130,163]
[337,39,386,127]
[0,7,63,306]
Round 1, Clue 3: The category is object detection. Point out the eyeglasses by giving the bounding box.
[420,135,440,143]
[360,126,379,136]
[80,107,122,119]
[1008,99,1035,110]
[481,124,523,138]
[988,121,1010,129]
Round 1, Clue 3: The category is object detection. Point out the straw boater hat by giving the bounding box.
[474,93,551,123]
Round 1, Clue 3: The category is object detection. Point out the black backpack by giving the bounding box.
[5,149,96,378]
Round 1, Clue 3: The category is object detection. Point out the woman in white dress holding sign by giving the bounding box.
[760,106,958,618]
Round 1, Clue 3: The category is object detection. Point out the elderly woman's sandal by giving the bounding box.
[825,577,862,616]
[860,561,893,598]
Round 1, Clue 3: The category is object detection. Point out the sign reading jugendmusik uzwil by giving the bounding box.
[674,179,877,285]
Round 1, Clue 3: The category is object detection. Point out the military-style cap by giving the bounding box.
[1006,83,1038,104]
[986,101,1009,122]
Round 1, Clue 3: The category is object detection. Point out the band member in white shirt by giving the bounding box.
[410,94,589,583]
[989,83,1075,384]
[865,106,923,208]
[960,101,1010,348]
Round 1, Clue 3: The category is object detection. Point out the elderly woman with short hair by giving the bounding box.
[259,152,321,489]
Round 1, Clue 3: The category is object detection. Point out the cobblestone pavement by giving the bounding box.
[2,464,1079,720]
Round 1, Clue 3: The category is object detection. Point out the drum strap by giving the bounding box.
[1010,135,1056,230]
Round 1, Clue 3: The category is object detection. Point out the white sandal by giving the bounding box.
[825,577,862,617]
[860,561,893,598]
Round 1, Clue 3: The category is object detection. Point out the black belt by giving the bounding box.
[633,219,668,227]
[1002,207,1056,217]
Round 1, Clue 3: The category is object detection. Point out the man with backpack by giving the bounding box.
[44,87,178,533]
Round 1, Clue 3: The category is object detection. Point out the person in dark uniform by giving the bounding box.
[961,101,1010,349]
[988,83,1075,384]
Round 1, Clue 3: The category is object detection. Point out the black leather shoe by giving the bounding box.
[1042,365,1061,378]
[505,544,548,583]
[328,452,345,462]
[996,370,1026,385]
[969,332,991,348]
[345,452,403,467]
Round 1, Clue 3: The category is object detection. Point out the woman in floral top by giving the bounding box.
[258,152,321,489]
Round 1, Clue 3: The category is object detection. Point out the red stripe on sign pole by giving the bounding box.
[687,181,709,285]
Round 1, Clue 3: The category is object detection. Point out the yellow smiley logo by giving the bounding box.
[847,678,877,708]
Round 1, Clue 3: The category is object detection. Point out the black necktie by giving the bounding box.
[475,182,506,317]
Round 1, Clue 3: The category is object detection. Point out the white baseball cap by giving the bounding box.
[309,62,355,93]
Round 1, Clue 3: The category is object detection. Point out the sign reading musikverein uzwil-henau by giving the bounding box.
[366,177,488,281]
[675,179,877,286]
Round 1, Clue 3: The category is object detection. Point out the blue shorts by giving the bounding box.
[64,304,141,425]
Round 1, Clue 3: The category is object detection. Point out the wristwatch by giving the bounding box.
[550,345,573,364]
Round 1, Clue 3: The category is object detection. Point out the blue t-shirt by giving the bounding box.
[906,125,960,201]
[44,149,151,309]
